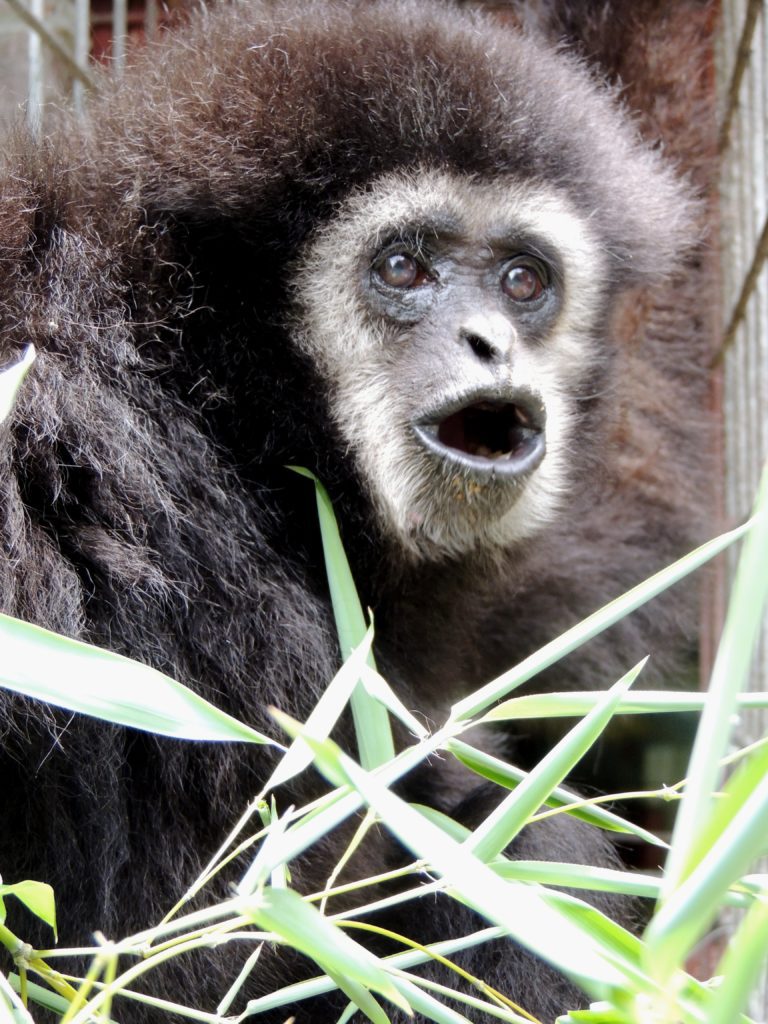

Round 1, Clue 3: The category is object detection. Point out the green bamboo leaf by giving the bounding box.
[411,804,472,843]
[411,808,666,902]
[266,628,376,791]
[660,461,768,905]
[291,468,394,769]
[706,890,768,1024]
[497,861,760,911]
[245,887,410,1015]
[389,977,473,1023]
[6,976,69,1017]
[466,666,643,862]
[325,970,392,1024]
[450,520,752,723]
[643,464,768,984]
[494,862,663,901]
[560,1004,630,1023]
[359,665,428,740]
[271,709,351,789]
[237,810,291,897]
[447,739,666,847]
[347,764,635,992]
[301,734,639,995]
[267,708,450,873]
[0,882,56,938]
[0,613,269,743]
[644,742,768,971]
[336,1002,357,1024]
[482,689,768,720]
[0,345,35,426]
[677,736,768,887]
[0,973,34,1024]
[410,813,665,911]
[239,928,503,1018]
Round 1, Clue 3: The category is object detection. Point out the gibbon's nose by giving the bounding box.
[458,312,516,364]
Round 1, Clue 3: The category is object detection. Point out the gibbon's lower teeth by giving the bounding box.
[473,444,510,459]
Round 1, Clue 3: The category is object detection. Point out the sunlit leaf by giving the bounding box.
[0,613,269,743]
[447,739,666,847]
[0,881,56,939]
[299,731,641,995]
[245,887,409,1015]
[266,628,376,791]
[291,468,394,769]
[451,520,752,723]
[467,666,643,861]
[0,344,35,426]
[660,462,768,903]
[706,890,768,1024]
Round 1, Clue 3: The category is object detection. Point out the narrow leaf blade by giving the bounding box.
[0,613,269,743]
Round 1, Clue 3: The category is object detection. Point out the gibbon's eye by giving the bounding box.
[374,252,430,288]
[501,258,548,303]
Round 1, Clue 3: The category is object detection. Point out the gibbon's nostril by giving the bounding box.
[460,329,500,363]
[462,331,499,364]
[458,312,515,363]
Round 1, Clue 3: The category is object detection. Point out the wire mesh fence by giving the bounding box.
[0,0,165,130]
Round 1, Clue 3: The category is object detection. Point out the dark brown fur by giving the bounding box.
[0,2,716,1021]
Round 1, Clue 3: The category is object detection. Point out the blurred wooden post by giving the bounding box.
[716,0,768,1016]
[73,0,90,112]
[26,0,43,134]
[112,0,127,71]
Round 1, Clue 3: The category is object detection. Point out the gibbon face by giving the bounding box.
[294,169,608,558]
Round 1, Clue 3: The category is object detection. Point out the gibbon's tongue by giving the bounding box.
[415,396,545,479]
[437,401,535,459]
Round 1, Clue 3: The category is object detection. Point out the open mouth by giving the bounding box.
[414,393,546,478]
